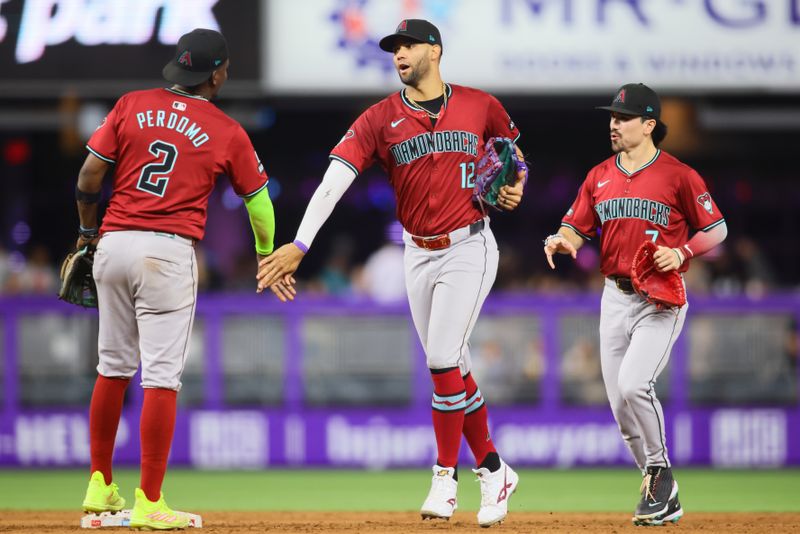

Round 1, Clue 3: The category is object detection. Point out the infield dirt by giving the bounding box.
[1,511,799,533]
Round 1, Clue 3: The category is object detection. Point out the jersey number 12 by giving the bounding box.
[460,162,475,189]
[137,140,178,198]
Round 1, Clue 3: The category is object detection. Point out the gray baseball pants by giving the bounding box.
[599,277,687,469]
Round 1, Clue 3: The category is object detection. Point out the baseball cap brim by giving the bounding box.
[162,61,215,87]
[596,103,646,116]
[378,33,428,52]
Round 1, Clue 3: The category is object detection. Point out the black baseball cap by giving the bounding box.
[596,83,661,120]
[162,29,228,87]
[379,19,442,52]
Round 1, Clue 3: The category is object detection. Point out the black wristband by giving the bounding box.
[76,185,101,204]
[79,225,99,238]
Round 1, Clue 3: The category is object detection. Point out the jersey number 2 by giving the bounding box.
[137,140,178,197]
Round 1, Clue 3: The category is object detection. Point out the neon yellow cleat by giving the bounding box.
[82,471,126,513]
[129,488,190,530]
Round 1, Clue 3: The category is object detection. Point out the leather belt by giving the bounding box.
[610,276,635,294]
[411,219,485,251]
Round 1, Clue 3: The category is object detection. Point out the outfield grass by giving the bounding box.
[0,468,798,512]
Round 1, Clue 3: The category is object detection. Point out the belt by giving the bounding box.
[410,219,485,251]
[609,276,635,294]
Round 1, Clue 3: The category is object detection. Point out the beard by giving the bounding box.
[398,56,429,88]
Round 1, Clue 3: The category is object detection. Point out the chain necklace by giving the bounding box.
[405,82,448,119]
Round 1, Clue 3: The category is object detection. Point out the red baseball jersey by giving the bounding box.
[330,83,520,236]
[87,88,267,240]
[562,150,725,277]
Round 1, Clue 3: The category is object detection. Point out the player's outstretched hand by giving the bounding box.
[269,274,297,302]
[544,235,577,269]
[257,243,305,293]
[498,180,523,211]
[653,245,684,272]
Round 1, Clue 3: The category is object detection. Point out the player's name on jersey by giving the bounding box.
[135,109,210,147]
[390,130,479,166]
[594,197,671,227]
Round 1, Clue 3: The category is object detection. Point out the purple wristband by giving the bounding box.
[293,239,309,253]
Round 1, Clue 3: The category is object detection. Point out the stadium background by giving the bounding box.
[0,0,798,531]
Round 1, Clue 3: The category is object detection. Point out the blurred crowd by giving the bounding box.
[0,230,784,300]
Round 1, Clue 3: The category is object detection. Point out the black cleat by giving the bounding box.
[633,495,683,526]
[633,466,680,523]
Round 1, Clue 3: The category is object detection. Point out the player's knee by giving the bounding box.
[617,380,643,403]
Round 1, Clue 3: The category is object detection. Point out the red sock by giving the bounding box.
[140,388,177,502]
[430,368,466,467]
[462,372,497,465]
[89,375,130,484]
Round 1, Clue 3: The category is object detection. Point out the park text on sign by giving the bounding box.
[0,0,221,63]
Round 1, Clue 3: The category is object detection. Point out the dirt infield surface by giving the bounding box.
[1,511,799,533]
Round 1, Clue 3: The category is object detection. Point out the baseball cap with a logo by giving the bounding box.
[596,83,661,120]
[162,28,228,87]
[379,19,442,52]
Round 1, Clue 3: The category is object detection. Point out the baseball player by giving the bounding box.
[256,19,524,528]
[543,83,727,526]
[75,29,288,529]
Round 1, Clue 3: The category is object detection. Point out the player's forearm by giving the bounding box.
[293,159,357,251]
[680,220,727,260]
[557,225,586,252]
[244,187,275,256]
[76,154,108,230]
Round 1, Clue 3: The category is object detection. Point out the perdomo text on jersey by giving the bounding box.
[135,110,210,147]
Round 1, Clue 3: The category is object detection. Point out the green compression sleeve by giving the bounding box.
[243,186,275,255]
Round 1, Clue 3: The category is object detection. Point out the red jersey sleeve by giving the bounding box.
[86,96,125,163]
[484,95,521,142]
[678,169,725,231]
[225,125,268,197]
[561,176,599,240]
[329,107,378,175]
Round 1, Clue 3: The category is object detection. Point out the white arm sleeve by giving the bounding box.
[294,159,357,250]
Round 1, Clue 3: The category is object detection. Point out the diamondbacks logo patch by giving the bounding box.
[178,50,192,66]
[614,89,626,103]
[397,20,408,31]
[697,192,713,214]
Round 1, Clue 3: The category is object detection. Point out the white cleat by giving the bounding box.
[420,465,458,520]
[473,459,519,528]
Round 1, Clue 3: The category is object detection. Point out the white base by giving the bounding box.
[81,509,203,528]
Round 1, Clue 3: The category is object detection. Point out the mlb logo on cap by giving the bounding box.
[614,89,626,103]
[397,20,408,31]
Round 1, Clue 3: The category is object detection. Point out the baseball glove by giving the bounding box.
[58,245,98,308]
[630,240,686,310]
[472,137,528,210]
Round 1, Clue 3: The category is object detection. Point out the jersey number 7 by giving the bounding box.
[137,140,179,198]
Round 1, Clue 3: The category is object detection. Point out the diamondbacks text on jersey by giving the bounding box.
[562,150,724,277]
[331,83,519,236]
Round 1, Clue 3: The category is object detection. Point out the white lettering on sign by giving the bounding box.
[326,416,436,469]
[710,409,787,467]
[15,414,90,465]
[494,423,628,466]
[190,411,268,468]
[10,0,220,63]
